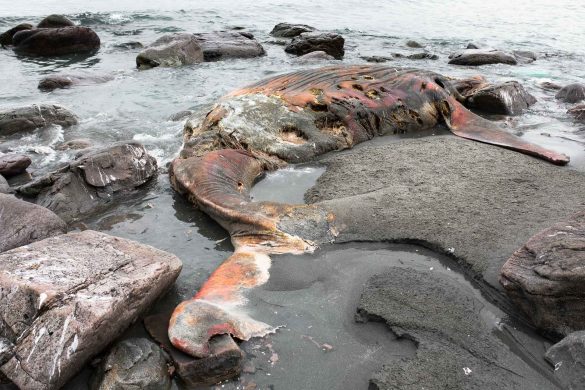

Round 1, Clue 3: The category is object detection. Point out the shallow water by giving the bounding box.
[1,1,583,388]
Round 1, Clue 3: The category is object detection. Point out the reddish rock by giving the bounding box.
[0,154,31,177]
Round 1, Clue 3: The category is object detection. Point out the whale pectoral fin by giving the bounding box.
[443,98,570,166]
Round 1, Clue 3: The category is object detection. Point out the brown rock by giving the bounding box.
[192,31,265,61]
[0,104,78,136]
[0,230,182,390]
[37,15,75,29]
[285,32,344,59]
[0,23,33,46]
[500,210,585,336]
[270,23,315,38]
[448,49,517,66]
[13,27,100,57]
[0,154,31,177]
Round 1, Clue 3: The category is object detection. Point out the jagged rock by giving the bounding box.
[0,175,8,193]
[38,74,114,91]
[92,338,171,390]
[13,27,100,56]
[555,83,585,104]
[568,104,585,123]
[270,23,315,38]
[285,32,344,59]
[55,139,93,150]
[448,49,517,66]
[0,104,78,136]
[464,81,537,115]
[192,31,265,61]
[37,15,75,29]
[136,33,203,69]
[295,50,335,62]
[0,23,33,46]
[545,331,585,390]
[405,40,423,48]
[0,154,31,177]
[500,210,585,336]
[17,142,157,222]
[0,193,66,253]
[0,230,182,390]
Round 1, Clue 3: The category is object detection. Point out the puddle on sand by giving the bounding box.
[250,165,326,204]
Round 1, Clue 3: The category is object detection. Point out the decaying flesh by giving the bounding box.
[169,65,570,360]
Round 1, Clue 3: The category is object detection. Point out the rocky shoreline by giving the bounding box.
[1,12,585,390]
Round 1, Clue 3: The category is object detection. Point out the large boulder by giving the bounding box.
[269,22,315,38]
[37,15,75,29]
[464,81,537,115]
[13,27,100,57]
[0,23,32,46]
[192,31,265,61]
[285,32,344,59]
[0,230,182,390]
[0,154,31,177]
[0,193,66,253]
[500,210,585,336]
[17,142,158,222]
[555,83,585,104]
[545,331,585,390]
[38,73,114,91]
[0,104,78,136]
[448,49,517,66]
[568,104,585,123]
[136,33,203,69]
[92,338,172,390]
[0,175,8,193]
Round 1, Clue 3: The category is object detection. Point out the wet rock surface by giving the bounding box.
[568,104,585,123]
[0,193,66,253]
[37,15,75,29]
[513,50,537,63]
[92,338,172,390]
[285,32,344,59]
[500,210,585,336]
[136,33,203,69]
[405,39,423,48]
[38,74,114,91]
[17,142,157,222]
[55,138,93,150]
[0,230,182,390]
[448,49,518,65]
[463,81,537,115]
[0,154,31,177]
[13,26,100,57]
[270,22,315,38]
[545,331,585,390]
[0,23,32,46]
[0,175,8,193]
[307,136,585,287]
[295,50,335,62]
[0,104,78,136]
[192,31,265,61]
[555,83,585,103]
[357,268,556,390]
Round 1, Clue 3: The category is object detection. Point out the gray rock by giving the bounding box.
[136,33,203,69]
[0,154,32,177]
[192,31,265,61]
[17,142,157,222]
[545,331,585,390]
[0,193,66,253]
[361,55,392,63]
[448,49,517,66]
[13,27,100,57]
[0,23,33,46]
[113,41,143,50]
[38,74,114,91]
[0,230,182,390]
[285,32,345,59]
[55,138,93,150]
[0,104,78,136]
[464,81,537,115]
[295,50,335,62]
[37,15,75,29]
[358,269,555,390]
[540,81,563,91]
[270,23,315,38]
[405,40,423,48]
[568,104,585,123]
[466,42,481,49]
[513,50,537,63]
[93,338,171,390]
[405,52,438,60]
[0,175,8,193]
[168,110,193,122]
[500,210,585,336]
[555,83,585,103]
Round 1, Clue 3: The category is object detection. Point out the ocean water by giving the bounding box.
[1,1,583,388]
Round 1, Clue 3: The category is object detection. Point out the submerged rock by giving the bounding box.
[464,81,537,115]
[0,193,66,253]
[295,50,335,62]
[360,55,392,63]
[13,26,100,56]
[270,22,315,38]
[0,103,78,136]
[555,83,585,104]
[568,104,585,123]
[0,154,32,177]
[0,230,182,390]
[192,31,265,61]
[405,40,423,48]
[513,50,537,64]
[113,41,143,50]
[38,73,114,91]
[93,338,171,390]
[37,14,75,28]
[137,33,203,69]
[545,331,585,390]
[404,52,438,60]
[168,110,193,122]
[500,210,585,336]
[285,32,344,59]
[56,138,93,150]
[540,81,563,91]
[0,23,33,46]
[448,49,517,66]
[17,141,157,222]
